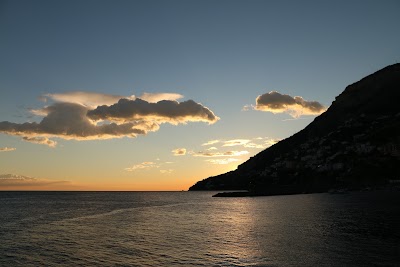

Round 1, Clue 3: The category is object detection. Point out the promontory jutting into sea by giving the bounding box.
[190,64,400,197]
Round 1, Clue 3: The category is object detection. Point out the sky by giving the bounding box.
[0,0,399,191]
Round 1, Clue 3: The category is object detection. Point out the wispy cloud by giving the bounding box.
[124,160,175,172]
[172,148,186,156]
[201,137,279,150]
[0,174,70,187]
[174,137,278,166]
[192,150,249,157]
[22,136,57,147]
[160,169,174,174]
[243,137,279,149]
[222,139,251,147]
[248,91,326,118]
[206,158,241,165]
[43,91,134,108]
[124,162,157,172]
[139,92,183,103]
[201,140,220,146]
[36,91,184,111]
[0,147,16,152]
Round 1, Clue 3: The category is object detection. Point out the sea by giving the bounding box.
[0,190,399,266]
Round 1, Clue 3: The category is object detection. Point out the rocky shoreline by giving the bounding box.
[191,64,400,194]
[212,184,400,197]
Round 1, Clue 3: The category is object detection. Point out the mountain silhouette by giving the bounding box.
[189,64,400,195]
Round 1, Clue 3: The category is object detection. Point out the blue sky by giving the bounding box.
[0,0,399,190]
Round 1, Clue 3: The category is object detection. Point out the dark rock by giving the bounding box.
[189,63,400,195]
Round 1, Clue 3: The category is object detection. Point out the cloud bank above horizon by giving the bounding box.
[0,91,219,146]
[0,173,70,187]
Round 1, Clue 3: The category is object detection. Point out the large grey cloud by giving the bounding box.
[0,92,219,146]
[254,91,326,117]
[87,98,219,124]
[0,102,151,143]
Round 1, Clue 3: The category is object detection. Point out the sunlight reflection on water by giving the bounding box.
[0,191,399,266]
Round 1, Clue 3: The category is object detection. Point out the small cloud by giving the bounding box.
[124,161,157,172]
[282,117,311,121]
[160,169,174,174]
[29,107,49,117]
[193,150,249,157]
[22,136,57,147]
[243,142,266,149]
[206,158,241,165]
[199,137,279,150]
[124,160,176,172]
[0,147,16,152]
[172,148,186,156]
[242,104,252,111]
[243,137,279,149]
[264,138,280,147]
[251,91,326,118]
[223,139,251,147]
[202,140,220,146]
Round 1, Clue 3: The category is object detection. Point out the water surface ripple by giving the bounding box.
[0,191,399,266]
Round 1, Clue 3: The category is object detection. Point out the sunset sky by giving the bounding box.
[1,0,399,190]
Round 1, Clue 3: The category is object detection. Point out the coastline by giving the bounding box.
[212,184,400,197]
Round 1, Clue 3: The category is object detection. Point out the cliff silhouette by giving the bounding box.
[189,64,400,195]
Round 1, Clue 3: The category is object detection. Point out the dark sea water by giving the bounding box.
[0,191,399,266]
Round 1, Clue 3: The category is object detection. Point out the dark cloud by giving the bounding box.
[0,103,150,144]
[254,91,326,117]
[87,98,219,124]
[0,91,219,146]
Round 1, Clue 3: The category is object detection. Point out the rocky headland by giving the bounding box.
[189,64,400,196]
